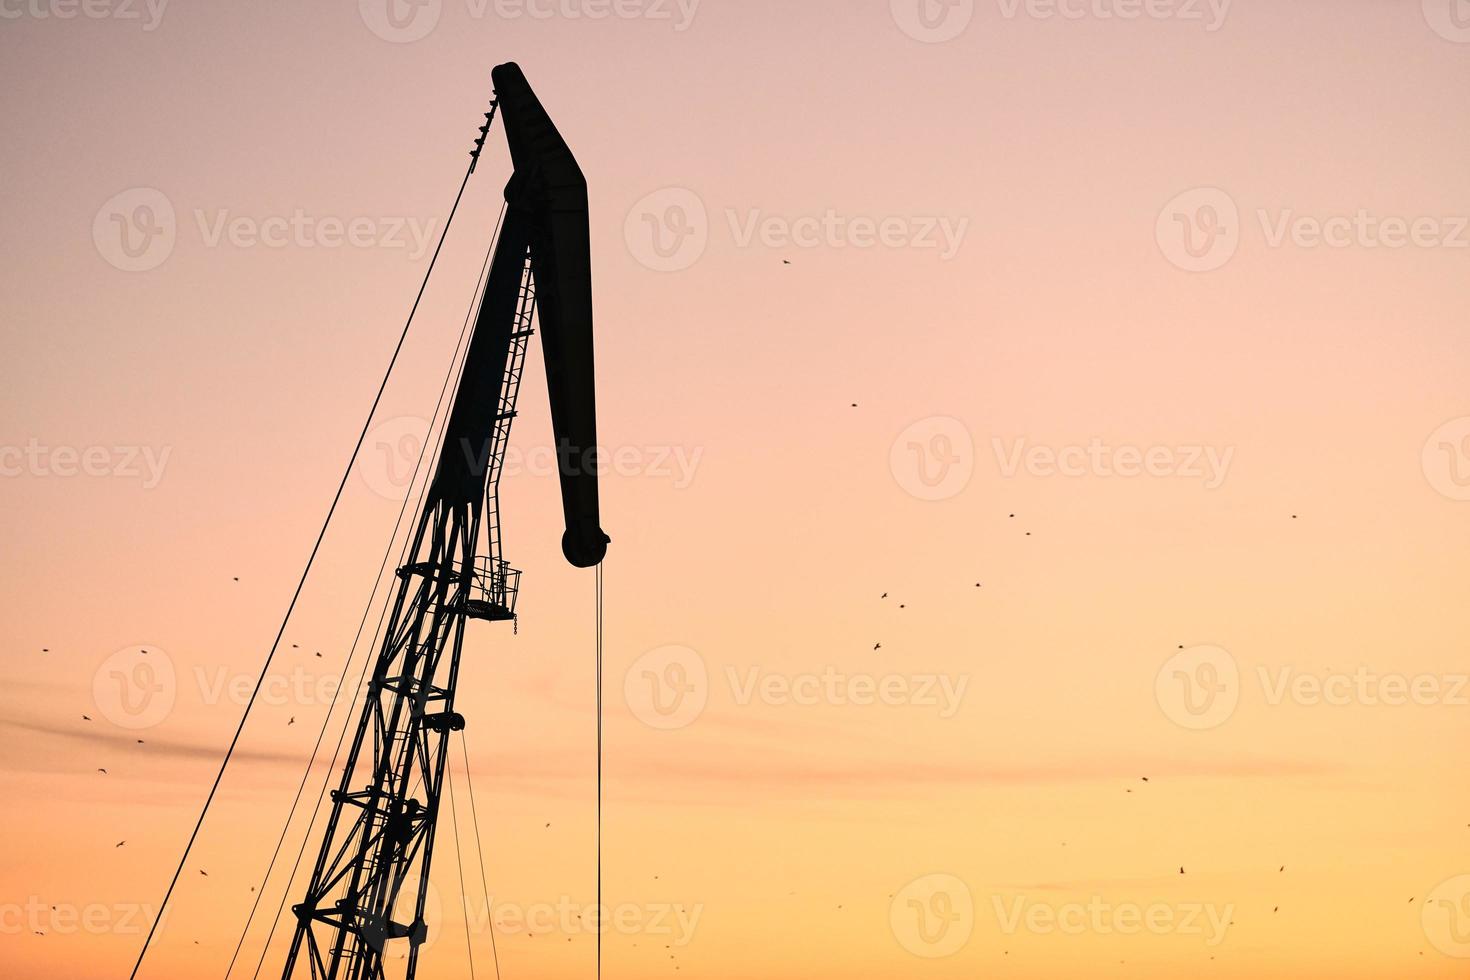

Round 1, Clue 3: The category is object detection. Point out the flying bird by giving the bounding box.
[97,768,107,774]
[116,841,126,848]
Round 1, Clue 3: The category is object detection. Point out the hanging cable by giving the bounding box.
[595,560,604,980]
[127,160,480,980]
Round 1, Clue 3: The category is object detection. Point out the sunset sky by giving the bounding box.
[3,1,1470,978]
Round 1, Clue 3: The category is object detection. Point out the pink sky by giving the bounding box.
[2,1,1470,977]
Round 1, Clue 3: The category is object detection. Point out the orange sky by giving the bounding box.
[3,2,1470,978]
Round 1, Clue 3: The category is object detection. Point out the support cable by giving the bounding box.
[447,763,477,980]
[127,160,479,980]
[459,736,503,980]
[223,205,504,979]
[246,202,509,979]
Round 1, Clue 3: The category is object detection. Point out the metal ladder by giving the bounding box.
[480,251,535,603]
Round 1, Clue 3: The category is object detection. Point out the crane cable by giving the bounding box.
[223,202,506,980]
[127,159,479,980]
[595,560,604,980]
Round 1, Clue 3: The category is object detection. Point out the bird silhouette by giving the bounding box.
[97,768,107,774]
[873,643,881,651]
[116,841,126,848]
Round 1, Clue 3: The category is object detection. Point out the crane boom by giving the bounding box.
[278,63,606,980]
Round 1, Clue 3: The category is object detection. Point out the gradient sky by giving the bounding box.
[3,1,1470,978]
